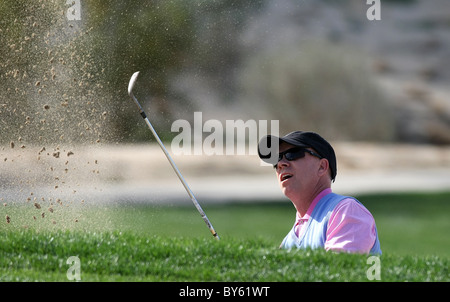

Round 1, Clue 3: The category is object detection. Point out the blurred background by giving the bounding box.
[1,0,449,203]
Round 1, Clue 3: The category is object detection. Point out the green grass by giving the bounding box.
[0,230,447,282]
[0,191,449,281]
[359,191,450,257]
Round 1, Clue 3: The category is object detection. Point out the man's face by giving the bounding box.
[275,142,322,200]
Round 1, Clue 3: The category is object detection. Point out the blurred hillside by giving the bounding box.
[1,0,449,145]
[179,0,450,144]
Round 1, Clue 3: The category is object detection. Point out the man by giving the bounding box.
[258,131,381,254]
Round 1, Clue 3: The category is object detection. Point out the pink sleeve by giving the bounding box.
[324,198,377,254]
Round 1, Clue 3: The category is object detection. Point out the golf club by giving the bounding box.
[128,71,220,240]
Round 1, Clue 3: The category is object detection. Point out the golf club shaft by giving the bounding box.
[129,89,219,240]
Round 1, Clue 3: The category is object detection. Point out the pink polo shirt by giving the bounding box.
[293,188,377,254]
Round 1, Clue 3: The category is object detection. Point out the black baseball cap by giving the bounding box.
[258,131,337,181]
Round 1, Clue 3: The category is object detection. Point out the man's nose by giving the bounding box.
[277,157,290,169]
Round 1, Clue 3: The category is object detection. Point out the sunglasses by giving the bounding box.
[273,147,323,169]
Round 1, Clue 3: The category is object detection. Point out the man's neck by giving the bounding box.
[293,184,331,217]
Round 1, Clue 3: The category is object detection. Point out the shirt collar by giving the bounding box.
[296,188,332,221]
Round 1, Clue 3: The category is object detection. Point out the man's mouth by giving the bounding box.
[280,173,293,182]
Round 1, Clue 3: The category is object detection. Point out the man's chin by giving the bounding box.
[281,186,294,199]
[281,184,302,201]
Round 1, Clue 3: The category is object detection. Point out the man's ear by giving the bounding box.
[317,158,329,177]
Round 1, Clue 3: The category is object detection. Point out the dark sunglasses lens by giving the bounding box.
[274,148,306,168]
[285,149,306,161]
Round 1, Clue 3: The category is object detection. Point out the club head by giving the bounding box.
[128,71,140,97]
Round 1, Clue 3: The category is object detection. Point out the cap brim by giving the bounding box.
[257,135,278,165]
[258,135,310,165]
